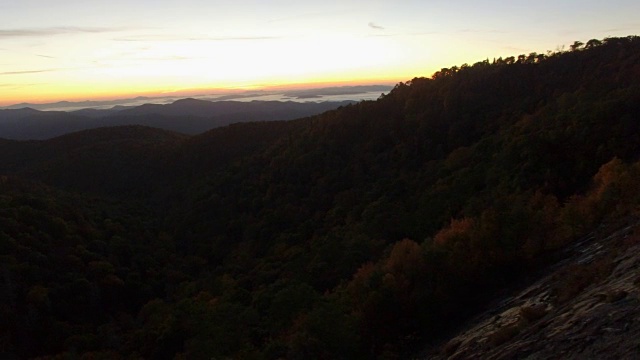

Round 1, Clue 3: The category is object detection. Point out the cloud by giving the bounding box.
[0,82,39,88]
[0,26,128,38]
[501,45,530,53]
[368,22,385,30]
[142,55,191,61]
[268,9,352,23]
[0,67,78,76]
[0,69,55,75]
[601,24,640,33]
[113,35,281,42]
[198,36,281,41]
[36,54,55,59]
[365,27,504,38]
[366,31,437,38]
[457,28,506,34]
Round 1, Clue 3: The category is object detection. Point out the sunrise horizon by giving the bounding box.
[0,77,403,107]
[2,1,639,107]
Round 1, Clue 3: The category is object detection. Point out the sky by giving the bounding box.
[1,0,639,106]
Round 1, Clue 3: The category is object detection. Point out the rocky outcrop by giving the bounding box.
[423,220,640,360]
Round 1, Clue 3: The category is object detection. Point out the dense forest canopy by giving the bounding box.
[1,36,640,359]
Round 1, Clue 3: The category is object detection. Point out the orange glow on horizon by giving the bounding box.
[0,74,410,107]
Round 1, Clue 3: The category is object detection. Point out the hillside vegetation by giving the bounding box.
[1,36,639,359]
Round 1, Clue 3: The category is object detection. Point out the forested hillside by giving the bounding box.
[1,36,639,359]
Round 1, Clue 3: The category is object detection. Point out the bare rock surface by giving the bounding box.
[422,220,640,360]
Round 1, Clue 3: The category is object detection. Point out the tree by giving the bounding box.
[585,39,602,48]
[570,41,584,51]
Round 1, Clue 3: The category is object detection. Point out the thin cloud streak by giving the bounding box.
[113,35,282,42]
[0,67,83,76]
[267,9,352,23]
[99,55,195,63]
[138,55,192,61]
[368,22,385,30]
[0,26,130,38]
[0,83,39,88]
[366,31,438,38]
[0,69,55,75]
[365,27,506,38]
[457,28,507,34]
[601,23,640,33]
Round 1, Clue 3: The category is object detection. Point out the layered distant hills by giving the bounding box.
[1,36,640,359]
[0,98,355,140]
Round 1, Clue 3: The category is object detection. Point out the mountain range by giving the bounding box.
[0,85,392,111]
[0,98,355,140]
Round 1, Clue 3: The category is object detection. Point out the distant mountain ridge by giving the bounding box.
[1,96,153,111]
[0,98,355,140]
[0,85,392,111]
